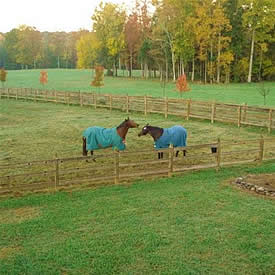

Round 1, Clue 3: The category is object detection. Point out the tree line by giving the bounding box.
[0,0,274,83]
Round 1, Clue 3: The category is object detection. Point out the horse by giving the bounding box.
[82,117,139,156]
[138,124,187,159]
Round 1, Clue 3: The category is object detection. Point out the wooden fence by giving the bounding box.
[1,137,275,196]
[0,88,274,132]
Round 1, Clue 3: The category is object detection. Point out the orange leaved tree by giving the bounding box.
[0,68,7,88]
[176,74,190,98]
[40,71,48,86]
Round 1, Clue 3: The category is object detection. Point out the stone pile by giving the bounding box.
[234,176,275,197]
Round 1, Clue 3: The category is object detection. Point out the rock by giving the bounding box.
[236,177,243,184]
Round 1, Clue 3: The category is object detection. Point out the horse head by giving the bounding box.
[138,124,150,137]
[125,117,139,128]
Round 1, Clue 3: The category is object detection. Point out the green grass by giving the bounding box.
[3,69,275,107]
[0,162,275,274]
[0,99,273,162]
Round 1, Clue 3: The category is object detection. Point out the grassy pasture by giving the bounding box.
[0,99,273,163]
[0,162,275,274]
[3,69,275,107]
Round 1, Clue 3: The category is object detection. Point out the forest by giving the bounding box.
[0,0,274,83]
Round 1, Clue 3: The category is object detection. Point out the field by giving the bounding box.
[0,162,275,274]
[1,72,275,274]
[3,69,275,107]
[0,99,273,162]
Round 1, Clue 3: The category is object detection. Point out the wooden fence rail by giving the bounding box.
[1,137,275,196]
[0,88,274,132]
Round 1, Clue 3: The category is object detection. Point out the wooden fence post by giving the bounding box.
[165,97,168,118]
[7,88,10,99]
[237,106,242,128]
[168,145,174,177]
[55,90,57,103]
[55,153,59,190]
[186,99,191,120]
[16,89,18,100]
[211,101,216,123]
[126,94,129,113]
[259,136,264,162]
[94,93,97,109]
[109,94,112,111]
[144,95,147,116]
[216,138,221,170]
[243,103,247,123]
[0,88,2,99]
[268,109,272,133]
[80,92,83,107]
[114,151,120,184]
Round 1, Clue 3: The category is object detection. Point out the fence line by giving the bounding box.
[1,137,275,196]
[0,88,274,132]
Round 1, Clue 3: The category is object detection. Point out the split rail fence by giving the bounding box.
[1,137,275,196]
[0,87,274,132]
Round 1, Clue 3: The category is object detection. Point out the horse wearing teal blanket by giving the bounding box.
[138,124,187,159]
[82,118,139,156]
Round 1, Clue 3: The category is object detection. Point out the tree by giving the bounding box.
[176,73,190,98]
[241,0,275,82]
[0,68,7,87]
[92,2,126,76]
[39,70,48,86]
[76,32,100,69]
[257,82,270,105]
[125,12,141,77]
[15,25,42,69]
[91,65,104,93]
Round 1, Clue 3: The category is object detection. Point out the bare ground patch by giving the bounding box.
[0,246,21,259]
[230,173,275,198]
[0,206,40,224]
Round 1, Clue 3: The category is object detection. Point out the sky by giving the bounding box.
[1,0,136,33]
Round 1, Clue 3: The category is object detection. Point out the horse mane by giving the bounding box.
[117,119,128,129]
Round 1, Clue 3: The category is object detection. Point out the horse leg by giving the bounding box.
[183,150,186,157]
[176,150,179,157]
[91,150,93,156]
[82,137,87,156]
[158,152,164,159]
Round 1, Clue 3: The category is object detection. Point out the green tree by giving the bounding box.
[76,32,100,69]
[92,2,126,76]
[241,0,275,82]
[15,25,42,69]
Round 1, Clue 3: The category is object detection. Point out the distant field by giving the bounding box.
[3,69,275,107]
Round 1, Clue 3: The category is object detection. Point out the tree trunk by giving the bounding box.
[130,51,133,78]
[258,47,263,81]
[210,42,213,84]
[217,32,221,83]
[248,28,255,83]
[204,60,207,84]
[191,56,195,82]
[171,50,176,81]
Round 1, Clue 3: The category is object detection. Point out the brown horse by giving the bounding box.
[82,117,139,156]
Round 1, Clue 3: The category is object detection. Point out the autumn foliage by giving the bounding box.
[91,66,104,89]
[40,71,48,85]
[176,74,190,97]
[0,68,7,87]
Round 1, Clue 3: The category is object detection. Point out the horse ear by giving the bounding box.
[146,123,149,126]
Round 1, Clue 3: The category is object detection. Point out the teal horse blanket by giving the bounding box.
[154,125,187,149]
[83,127,126,151]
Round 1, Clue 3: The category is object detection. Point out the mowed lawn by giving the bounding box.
[3,69,275,107]
[0,99,273,162]
[0,161,275,274]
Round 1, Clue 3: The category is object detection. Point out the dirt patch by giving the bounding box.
[0,206,40,224]
[232,173,275,198]
[0,246,21,259]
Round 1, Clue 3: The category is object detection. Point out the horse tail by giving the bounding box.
[82,137,87,156]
